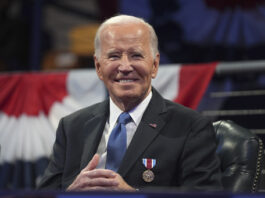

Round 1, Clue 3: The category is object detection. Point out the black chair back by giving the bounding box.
[213,120,265,192]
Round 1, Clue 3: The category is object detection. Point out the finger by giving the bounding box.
[83,177,119,187]
[84,169,116,179]
[81,186,117,191]
[83,154,100,171]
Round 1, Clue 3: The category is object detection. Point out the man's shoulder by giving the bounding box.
[151,88,204,121]
[165,99,199,114]
[162,98,207,123]
[63,100,108,122]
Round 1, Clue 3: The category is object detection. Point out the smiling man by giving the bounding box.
[38,15,222,192]
[94,16,159,113]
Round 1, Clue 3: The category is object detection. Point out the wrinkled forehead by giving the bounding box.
[100,23,150,43]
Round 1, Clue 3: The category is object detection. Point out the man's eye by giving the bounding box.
[108,54,120,60]
[132,54,143,58]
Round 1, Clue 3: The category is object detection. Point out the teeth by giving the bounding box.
[119,79,133,83]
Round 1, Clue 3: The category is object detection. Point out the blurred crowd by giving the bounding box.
[1,0,265,72]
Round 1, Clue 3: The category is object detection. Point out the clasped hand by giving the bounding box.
[67,154,135,191]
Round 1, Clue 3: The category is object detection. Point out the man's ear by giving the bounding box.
[94,55,103,81]
[151,53,160,79]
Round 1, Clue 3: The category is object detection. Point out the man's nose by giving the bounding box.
[118,55,133,73]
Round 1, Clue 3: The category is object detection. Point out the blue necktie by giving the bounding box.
[106,112,131,172]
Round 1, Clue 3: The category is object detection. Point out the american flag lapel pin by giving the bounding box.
[149,123,157,128]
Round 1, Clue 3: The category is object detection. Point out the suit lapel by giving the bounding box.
[118,89,167,177]
[80,101,108,170]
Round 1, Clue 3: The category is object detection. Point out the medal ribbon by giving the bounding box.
[142,158,156,169]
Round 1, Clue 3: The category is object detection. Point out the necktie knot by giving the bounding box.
[118,112,131,124]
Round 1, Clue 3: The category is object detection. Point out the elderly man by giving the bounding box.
[38,15,222,191]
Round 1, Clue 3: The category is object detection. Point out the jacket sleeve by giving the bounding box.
[37,118,66,190]
[178,117,223,191]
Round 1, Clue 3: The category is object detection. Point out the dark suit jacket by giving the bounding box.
[38,88,222,191]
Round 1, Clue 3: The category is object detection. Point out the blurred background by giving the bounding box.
[1,0,265,71]
[1,0,265,190]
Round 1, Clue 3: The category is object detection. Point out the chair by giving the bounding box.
[213,120,265,192]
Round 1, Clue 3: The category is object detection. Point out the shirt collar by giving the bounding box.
[109,91,152,129]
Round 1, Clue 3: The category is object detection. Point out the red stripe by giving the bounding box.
[0,72,68,117]
[174,62,217,109]
[147,159,152,169]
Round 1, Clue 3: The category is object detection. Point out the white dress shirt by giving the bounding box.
[96,91,153,169]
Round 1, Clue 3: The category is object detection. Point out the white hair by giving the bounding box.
[94,15,159,58]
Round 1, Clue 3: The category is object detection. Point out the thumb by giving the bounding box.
[83,154,100,171]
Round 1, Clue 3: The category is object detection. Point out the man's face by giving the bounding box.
[94,23,159,108]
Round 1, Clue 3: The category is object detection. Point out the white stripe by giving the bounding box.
[67,69,105,106]
[48,69,106,130]
[0,112,55,163]
[152,65,181,100]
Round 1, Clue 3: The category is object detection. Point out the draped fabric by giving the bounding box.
[0,63,216,189]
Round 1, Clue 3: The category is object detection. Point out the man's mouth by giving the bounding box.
[119,79,134,83]
[115,78,137,83]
